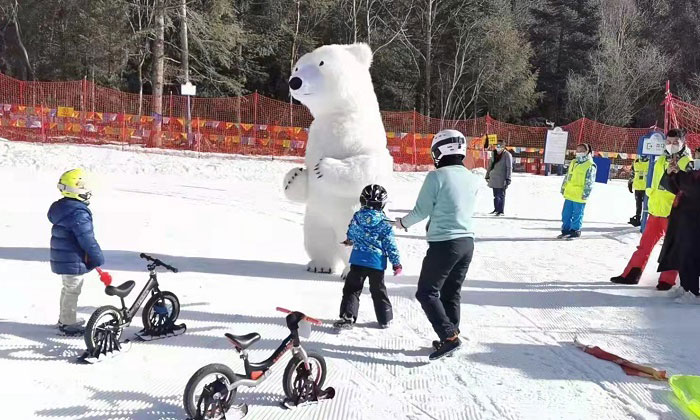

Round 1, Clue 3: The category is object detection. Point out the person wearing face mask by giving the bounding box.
[627,155,650,227]
[611,129,692,290]
[485,141,512,216]
[558,143,597,239]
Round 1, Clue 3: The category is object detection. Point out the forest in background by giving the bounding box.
[0,0,699,127]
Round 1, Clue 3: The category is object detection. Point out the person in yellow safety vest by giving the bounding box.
[558,143,597,239]
[611,128,693,290]
[627,156,650,227]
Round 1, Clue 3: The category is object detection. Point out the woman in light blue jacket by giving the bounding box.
[394,129,480,360]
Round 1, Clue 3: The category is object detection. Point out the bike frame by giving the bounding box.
[224,329,311,392]
[116,267,162,324]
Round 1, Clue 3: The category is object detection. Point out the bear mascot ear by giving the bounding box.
[345,43,373,69]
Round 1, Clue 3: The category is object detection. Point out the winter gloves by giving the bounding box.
[96,267,112,286]
[505,179,511,189]
[628,179,633,193]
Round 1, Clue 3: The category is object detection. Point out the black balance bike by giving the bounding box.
[183,307,335,419]
[80,253,186,363]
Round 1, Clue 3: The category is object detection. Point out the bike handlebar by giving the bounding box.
[140,253,179,273]
[276,307,321,325]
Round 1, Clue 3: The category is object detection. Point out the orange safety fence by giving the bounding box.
[0,72,688,177]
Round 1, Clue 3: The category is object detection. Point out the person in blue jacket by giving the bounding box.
[334,184,401,330]
[48,169,105,336]
[394,129,480,361]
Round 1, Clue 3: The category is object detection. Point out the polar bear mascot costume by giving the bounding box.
[283,43,393,275]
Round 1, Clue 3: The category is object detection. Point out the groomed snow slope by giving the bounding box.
[0,140,697,420]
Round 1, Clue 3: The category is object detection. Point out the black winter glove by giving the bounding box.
[627,179,633,193]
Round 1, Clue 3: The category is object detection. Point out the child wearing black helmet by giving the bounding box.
[334,184,401,330]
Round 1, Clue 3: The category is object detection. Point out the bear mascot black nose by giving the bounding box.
[289,77,302,90]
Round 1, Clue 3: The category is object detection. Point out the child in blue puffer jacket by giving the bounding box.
[48,169,106,336]
[334,184,401,330]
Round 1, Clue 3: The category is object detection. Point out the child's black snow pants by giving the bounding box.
[339,265,393,324]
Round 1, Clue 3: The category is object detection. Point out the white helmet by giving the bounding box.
[431,129,467,165]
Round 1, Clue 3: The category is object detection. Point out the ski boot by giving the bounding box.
[610,267,642,285]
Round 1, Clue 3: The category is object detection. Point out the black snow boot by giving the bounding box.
[429,337,461,360]
[656,282,673,291]
[333,317,354,330]
[610,267,642,285]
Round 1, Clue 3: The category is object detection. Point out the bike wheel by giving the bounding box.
[183,363,239,420]
[84,305,123,353]
[282,351,327,400]
[141,291,180,331]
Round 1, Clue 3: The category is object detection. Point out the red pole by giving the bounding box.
[81,77,86,143]
[412,110,417,170]
[664,80,671,132]
[577,118,585,144]
[253,91,259,154]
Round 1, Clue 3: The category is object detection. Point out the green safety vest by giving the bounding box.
[564,158,594,203]
[632,159,649,191]
[647,154,692,217]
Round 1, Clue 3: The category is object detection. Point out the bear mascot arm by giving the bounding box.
[313,153,392,198]
[283,167,308,203]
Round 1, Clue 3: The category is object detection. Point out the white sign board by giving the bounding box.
[544,127,569,165]
[181,82,197,96]
[641,132,666,156]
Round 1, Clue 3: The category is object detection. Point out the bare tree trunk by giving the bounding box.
[290,0,301,74]
[424,0,433,117]
[352,0,358,43]
[12,0,33,80]
[152,0,165,147]
[138,59,144,117]
[180,0,189,82]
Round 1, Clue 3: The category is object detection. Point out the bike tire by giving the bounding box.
[84,305,123,353]
[141,291,180,331]
[282,351,327,400]
[183,363,238,419]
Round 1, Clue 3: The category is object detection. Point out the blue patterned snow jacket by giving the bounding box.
[347,207,401,271]
[48,198,104,275]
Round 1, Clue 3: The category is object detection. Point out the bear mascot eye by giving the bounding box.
[319,61,324,66]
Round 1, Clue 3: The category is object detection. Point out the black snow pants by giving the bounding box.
[339,265,393,324]
[634,190,645,219]
[415,237,474,341]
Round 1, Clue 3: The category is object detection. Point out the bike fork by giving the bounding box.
[294,346,311,370]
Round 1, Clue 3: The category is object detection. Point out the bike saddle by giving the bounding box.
[105,281,136,298]
[225,332,261,350]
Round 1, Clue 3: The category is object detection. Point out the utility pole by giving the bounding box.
[181,0,192,144]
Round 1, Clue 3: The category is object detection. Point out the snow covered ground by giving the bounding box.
[0,140,698,420]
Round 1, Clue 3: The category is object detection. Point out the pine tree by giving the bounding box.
[529,0,600,121]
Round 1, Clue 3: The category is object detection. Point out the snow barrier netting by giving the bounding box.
[0,72,685,177]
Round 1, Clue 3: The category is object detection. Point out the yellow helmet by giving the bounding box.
[57,168,92,202]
